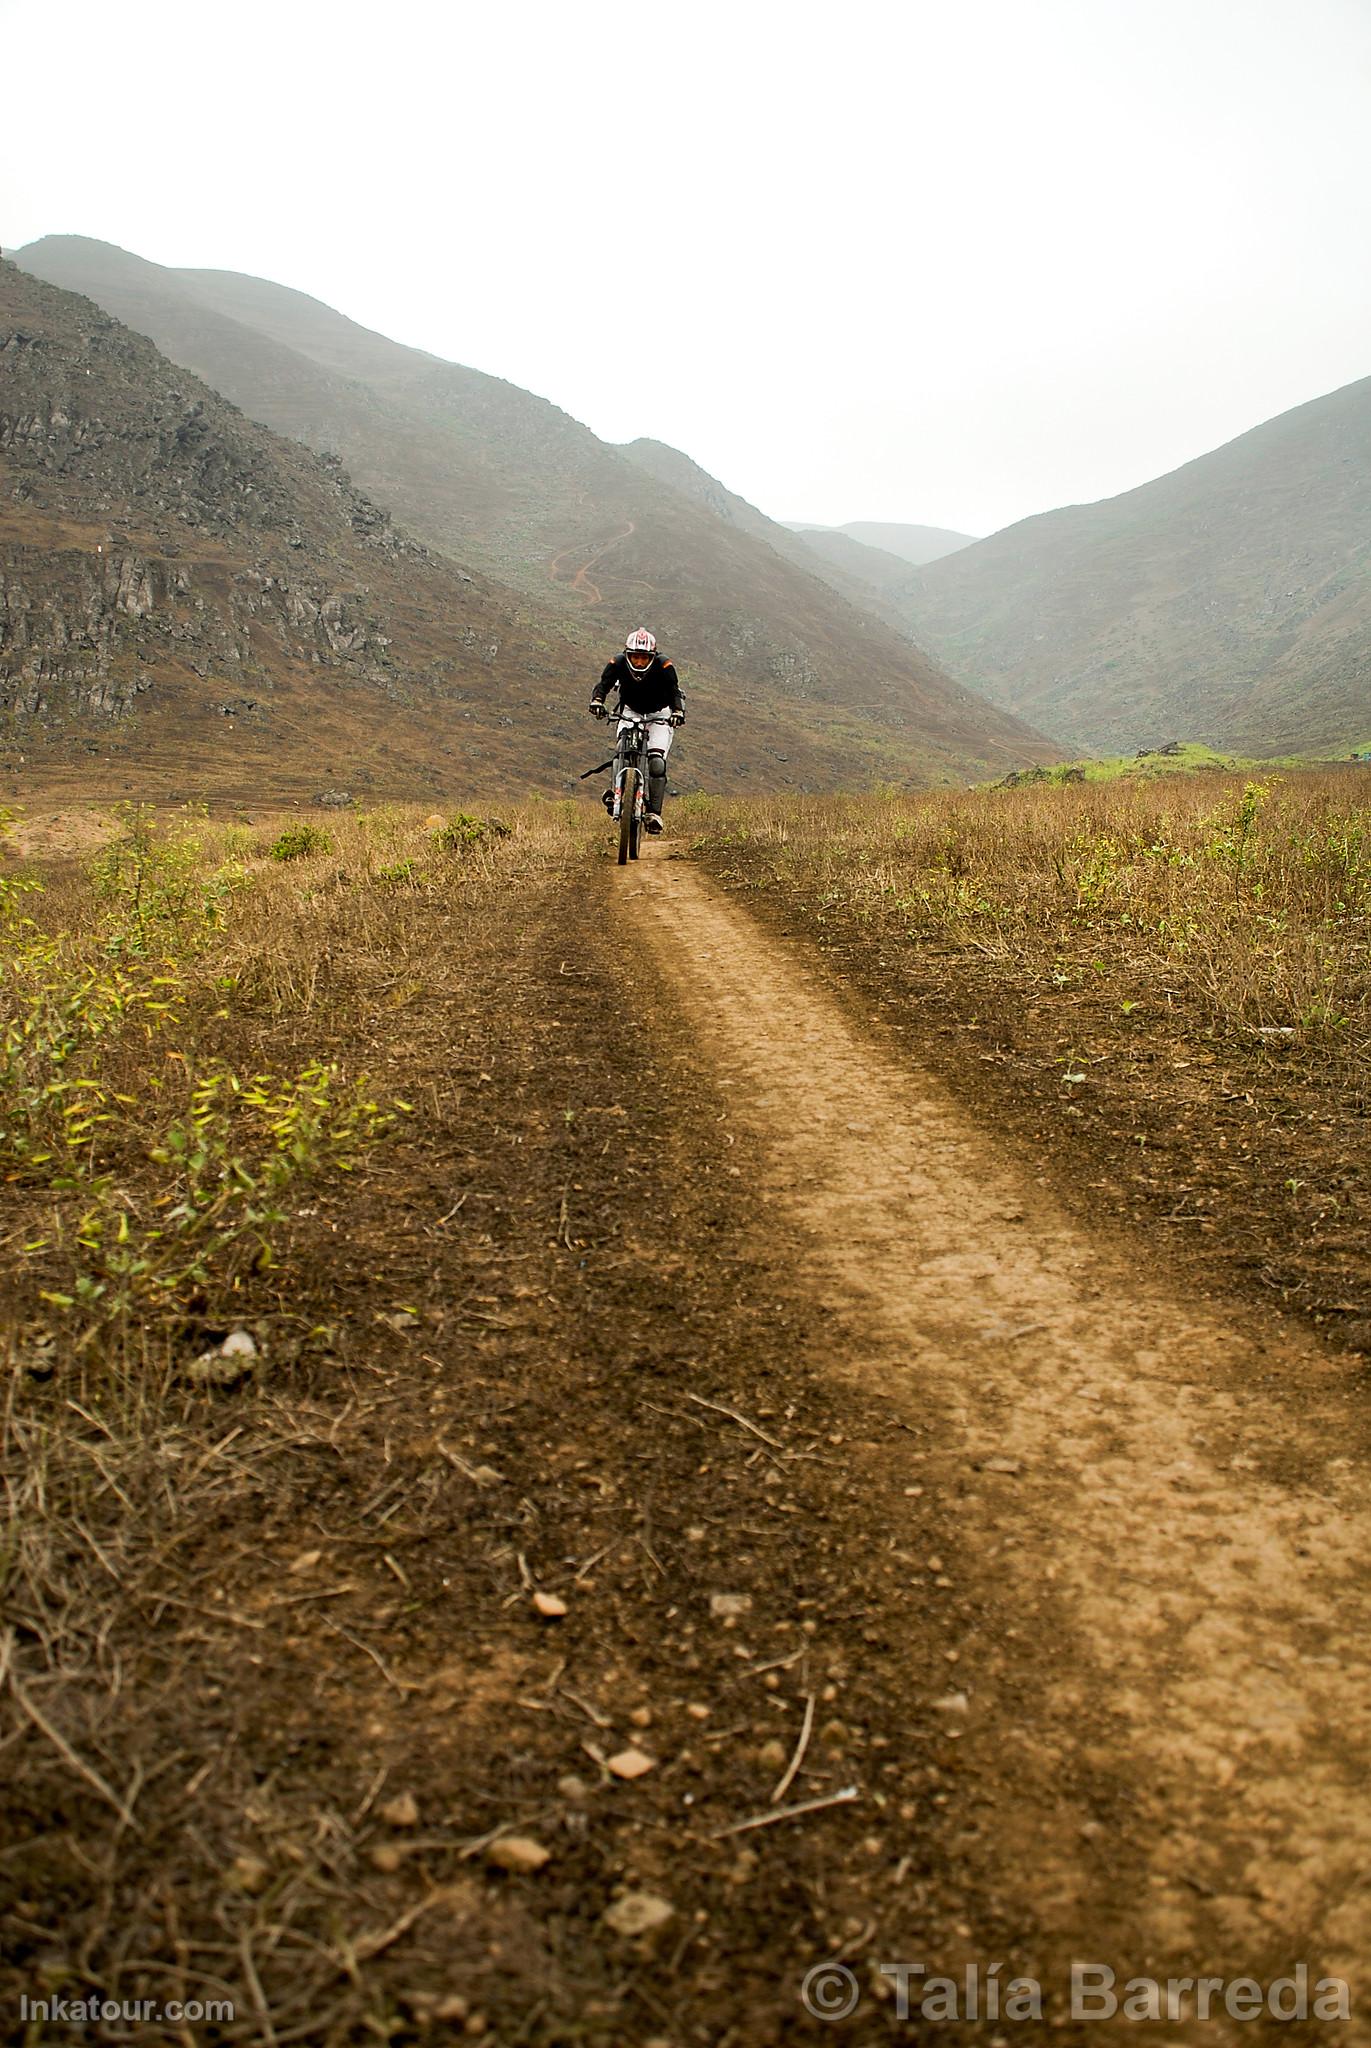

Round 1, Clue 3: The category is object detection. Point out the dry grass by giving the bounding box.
[0,795,596,2032]
[1,798,592,1339]
[686,769,1371,1344]
[686,769,1371,1055]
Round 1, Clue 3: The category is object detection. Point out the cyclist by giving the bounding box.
[590,629,685,835]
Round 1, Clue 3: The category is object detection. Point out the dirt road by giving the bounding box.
[617,849,1371,2035]
[10,832,1369,2043]
[549,521,637,605]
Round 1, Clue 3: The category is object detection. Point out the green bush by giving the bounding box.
[89,804,209,956]
[431,813,490,852]
[268,824,332,863]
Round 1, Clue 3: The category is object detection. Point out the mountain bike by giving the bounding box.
[580,704,681,863]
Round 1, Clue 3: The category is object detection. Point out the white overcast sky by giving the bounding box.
[4,0,1369,536]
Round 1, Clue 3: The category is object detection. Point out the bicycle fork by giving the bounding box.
[612,760,644,822]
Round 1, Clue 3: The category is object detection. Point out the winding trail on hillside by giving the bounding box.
[622,848,1371,2027]
[548,520,636,605]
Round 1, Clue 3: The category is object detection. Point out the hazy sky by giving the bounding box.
[4,0,1369,536]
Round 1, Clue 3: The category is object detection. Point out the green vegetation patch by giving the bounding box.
[268,822,333,862]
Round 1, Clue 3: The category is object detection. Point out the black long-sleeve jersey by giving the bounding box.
[593,651,685,716]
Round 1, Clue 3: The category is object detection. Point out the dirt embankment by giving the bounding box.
[6,834,1371,2043]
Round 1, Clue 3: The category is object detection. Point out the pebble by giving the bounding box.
[486,1835,551,1873]
[380,1791,419,1827]
[603,1890,674,1936]
[187,1350,253,1388]
[532,1591,568,1619]
[607,1746,656,1780]
[709,1592,752,1618]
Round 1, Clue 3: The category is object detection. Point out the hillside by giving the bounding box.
[0,260,612,804]
[789,519,976,566]
[15,237,1055,786]
[787,525,938,607]
[890,379,1371,756]
[615,436,912,618]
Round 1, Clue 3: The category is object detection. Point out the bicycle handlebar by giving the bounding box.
[595,702,683,726]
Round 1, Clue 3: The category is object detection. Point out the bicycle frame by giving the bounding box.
[610,710,652,823]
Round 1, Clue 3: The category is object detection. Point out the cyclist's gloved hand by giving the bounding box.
[669,710,685,727]
[588,700,607,719]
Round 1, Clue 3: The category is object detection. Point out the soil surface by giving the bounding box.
[548,525,637,608]
[6,837,1370,2044]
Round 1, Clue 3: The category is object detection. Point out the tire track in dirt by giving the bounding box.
[623,850,1371,2029]
[548,521,636,606]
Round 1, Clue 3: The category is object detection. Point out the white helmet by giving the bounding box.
[625,628,657,671]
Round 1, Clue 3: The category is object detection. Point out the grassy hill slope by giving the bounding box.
[891,378,1371,756]
[787,525,940,609]
[2,262,876,804]
[0,261,607,803]
[16,237,1055,786]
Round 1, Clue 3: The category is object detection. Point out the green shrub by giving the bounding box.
[268,824,332,863]
[431,813,489,852]
[88,805,209,956]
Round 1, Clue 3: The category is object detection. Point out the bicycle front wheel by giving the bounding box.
[618,767,639,866]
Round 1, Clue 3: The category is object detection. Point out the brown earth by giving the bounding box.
[5,836,1370,2043]
[693,828,1371,1357]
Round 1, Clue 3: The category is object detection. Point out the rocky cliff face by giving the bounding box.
[0,272,458,722]
[0,540,427,719]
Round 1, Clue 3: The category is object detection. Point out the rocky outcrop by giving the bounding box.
[0,536,407,716]
[0,264,462,725]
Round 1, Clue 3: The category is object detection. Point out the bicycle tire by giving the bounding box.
[618,767,638,866]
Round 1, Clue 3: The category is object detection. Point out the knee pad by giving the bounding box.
[648,750,667,776]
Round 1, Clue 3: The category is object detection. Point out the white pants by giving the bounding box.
[618,709,675,758]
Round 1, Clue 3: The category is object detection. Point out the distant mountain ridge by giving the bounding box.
[616,439,923,623]
[886,380,1371,756]
[15,235,1055,788]
[788,521,977,566]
